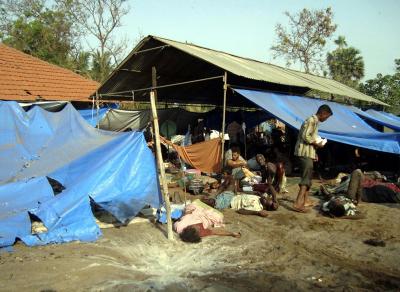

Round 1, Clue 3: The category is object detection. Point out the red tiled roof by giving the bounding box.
[0,44,99,101]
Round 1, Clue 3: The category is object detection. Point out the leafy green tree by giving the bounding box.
[271,7,337,74]
[359,59,400,113]
[334,35,347,49]
[327,36,365,88]
[90,50,114,82]
[1,1,78,67]
[1,0,131,81]
[69,50,92,78]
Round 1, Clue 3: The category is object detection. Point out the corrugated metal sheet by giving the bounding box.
[154,36,387,106]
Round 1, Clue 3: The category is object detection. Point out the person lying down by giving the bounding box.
[174,200,241,243]
[320,195,364,219]
[320,169,400,205]
[201,173,279,217]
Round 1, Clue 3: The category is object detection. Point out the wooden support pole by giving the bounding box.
[152,67,158,103]
[150,67,173,240]
[221,71,228,167]
[95,91,100,129]
[150,91,173,240]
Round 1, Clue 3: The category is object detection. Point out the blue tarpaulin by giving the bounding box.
[350,107,400,131]
[0,101,161,248]
[235,89,400,154]
[78,103,119,127]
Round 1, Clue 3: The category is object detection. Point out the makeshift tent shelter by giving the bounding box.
[235,89,400,154]
[350,107,400,131]
[98,35,386,106]
[99,108,204,132]
[77,102,119,127]
[98,107,271,133]
[94,35,399,183]
[0,101,161,249]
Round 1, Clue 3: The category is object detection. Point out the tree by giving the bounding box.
[57,0,130,82]
[271,7,337,74]
[90,50,114,82]
[1,2,92,77]
[0,0,83,70]
[359,59,400,113]
[1,0,131,81]
[334,35,347,49]
[327,36,365,88]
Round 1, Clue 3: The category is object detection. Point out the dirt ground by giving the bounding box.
[1,178,400,292]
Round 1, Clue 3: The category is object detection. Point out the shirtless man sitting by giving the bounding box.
[224,145,247,179]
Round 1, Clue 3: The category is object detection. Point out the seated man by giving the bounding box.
[254,154,284,192]
[174,200,241,243]
[246,154,288,193]
[224,145,247,179]
[246,154,263,171]
[320,169,400,205]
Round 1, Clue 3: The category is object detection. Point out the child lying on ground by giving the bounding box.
[174,200,241,243]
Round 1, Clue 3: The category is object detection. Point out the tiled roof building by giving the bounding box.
[0,44,99,101]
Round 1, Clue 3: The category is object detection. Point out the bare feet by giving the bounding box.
[291,205,311,213]
[258,210,269,217]
[304,200,317,207]
[232,232,241,238]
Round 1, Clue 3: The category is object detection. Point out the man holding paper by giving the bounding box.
[293,104,333,212]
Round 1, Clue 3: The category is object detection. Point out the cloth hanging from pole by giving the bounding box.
[161,137,222,173]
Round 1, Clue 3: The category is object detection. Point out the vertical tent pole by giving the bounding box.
[152,67,158,103]
[221,71,228,167]
[150,67,173,240]
[96,91,100,129]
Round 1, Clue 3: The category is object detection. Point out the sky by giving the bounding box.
[114,0,400,80]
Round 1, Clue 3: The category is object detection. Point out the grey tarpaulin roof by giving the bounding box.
[98,35,387,106]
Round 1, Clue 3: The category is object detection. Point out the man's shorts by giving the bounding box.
[298,157,313,188]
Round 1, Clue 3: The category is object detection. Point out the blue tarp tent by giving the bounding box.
[0,101,161,249]
[78,104,119,127]
[235,89,400,154]
[350,107,400,131]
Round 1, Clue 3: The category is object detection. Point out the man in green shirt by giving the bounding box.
[293,104,333,212]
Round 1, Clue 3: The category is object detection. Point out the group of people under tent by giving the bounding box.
[171,104,400,243]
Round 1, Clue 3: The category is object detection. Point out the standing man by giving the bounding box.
[293,105,333,212]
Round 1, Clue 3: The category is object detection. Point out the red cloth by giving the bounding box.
[362,178,400,193]
[252,183,269,193]
[161,137,222,173]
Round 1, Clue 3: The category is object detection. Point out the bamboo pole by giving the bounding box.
[221,72,228,167]
[99,75,224,97]
[150,91,173,240]
[150,66,173,240]
[152,67,158,103]
[96,91,100,129]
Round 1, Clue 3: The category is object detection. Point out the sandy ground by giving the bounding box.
[1,179,400,292]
